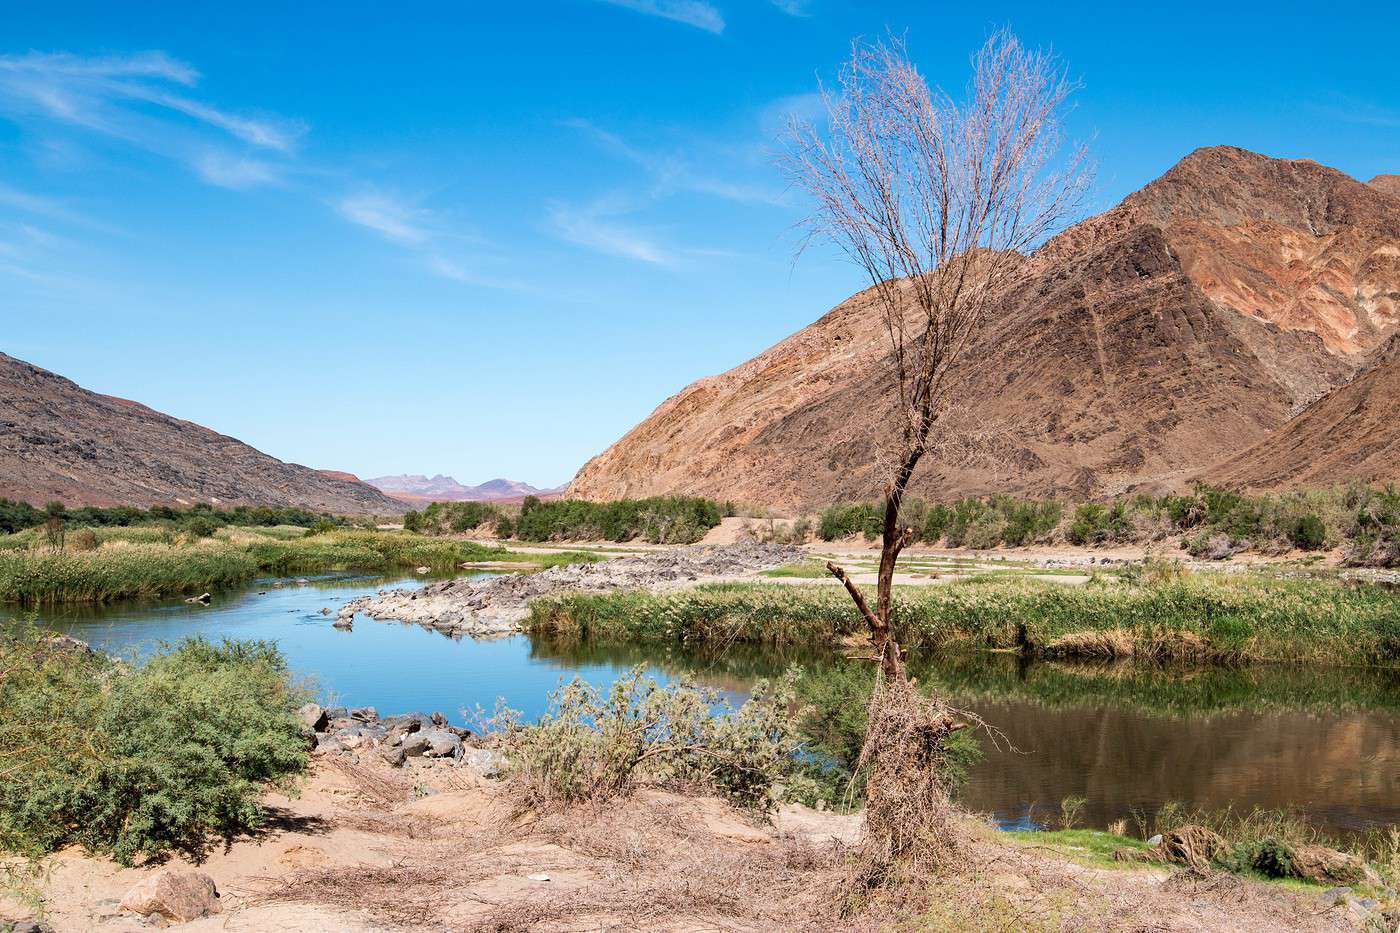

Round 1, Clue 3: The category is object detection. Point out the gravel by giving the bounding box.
[338,542,805,638]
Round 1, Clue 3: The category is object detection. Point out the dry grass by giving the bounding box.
[1044,628,1209,662]
[248,755,1365,932]
[847,675,964,892]
[269,785,844,931]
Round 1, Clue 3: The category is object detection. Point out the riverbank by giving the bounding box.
[343,542,804,638]
[524,573,1400,667]
[2,752,1382,932]
[0,527,599,605]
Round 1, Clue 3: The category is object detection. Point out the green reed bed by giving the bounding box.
[0,543,260,605]
[524,575,1400,668]
[0,529,590,605]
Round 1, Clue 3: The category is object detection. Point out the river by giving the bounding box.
[8,570,1400,838]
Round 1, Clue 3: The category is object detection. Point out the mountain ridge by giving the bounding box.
[0,352,402,514]
[568,146,1400,507]
[366,474,560,503]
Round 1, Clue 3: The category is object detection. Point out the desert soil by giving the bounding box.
[2,751,1370,932]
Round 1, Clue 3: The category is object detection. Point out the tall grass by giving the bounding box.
[0,529,545,605]
[525,576,1400,667]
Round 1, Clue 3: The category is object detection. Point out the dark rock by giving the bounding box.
[380,745,406,767]
[350,706,378,722]
[401,733,431,757]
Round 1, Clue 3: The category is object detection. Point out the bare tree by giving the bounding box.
[780,30,1090,876]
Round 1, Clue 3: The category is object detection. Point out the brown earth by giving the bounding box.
[1,755,1367,932]
[0,352,402,514]
[569,146,1400,508]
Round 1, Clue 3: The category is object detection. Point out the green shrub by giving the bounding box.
[818,503,883,541]
[512,497,721,544]
[1287,514,1327,551]
[0,632,308,864]
[488,666,802,812]
[183,515,219,538]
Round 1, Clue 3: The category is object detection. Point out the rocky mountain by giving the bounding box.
[1208,334,1400,490]
[0,353,403,514]
[367,474,558,503]
[569,147,1400,508]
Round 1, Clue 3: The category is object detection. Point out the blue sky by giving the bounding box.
[3,1,1398,488]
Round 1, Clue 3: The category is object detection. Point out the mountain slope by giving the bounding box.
[366,474,556,503]
[1208,335,1400,489]
[0,353,402,514]
[569,147,1400,507]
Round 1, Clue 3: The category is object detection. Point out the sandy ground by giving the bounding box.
[2,752,1373,933]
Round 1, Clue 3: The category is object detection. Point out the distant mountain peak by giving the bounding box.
[366,474,559,503]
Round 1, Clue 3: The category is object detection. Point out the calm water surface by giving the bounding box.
[8,571,1400,837]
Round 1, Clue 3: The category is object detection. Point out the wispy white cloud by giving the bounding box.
[769,0,811,15]
[194,152,281,189]
[593,0,724,34]
[336,192,432,245]
[564,118,786,206]
[0,181,120,233]
[0,50,303,188]
[337,191,535,290]
[547,199,672,265]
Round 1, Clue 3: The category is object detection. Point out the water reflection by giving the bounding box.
[7,576,1399,837]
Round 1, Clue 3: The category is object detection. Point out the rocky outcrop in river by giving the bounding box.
[338,542,805,638]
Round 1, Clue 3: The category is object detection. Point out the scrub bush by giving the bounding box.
[488,666,802,812]
[0,631,308,864]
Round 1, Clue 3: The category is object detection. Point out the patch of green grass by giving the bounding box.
[759,561,832,578]
[524,574,1400,667]
[0,528,592,605]
[1007,829,1149,869]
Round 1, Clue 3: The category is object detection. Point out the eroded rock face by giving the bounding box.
[1209,335,1400,490]
[119,870,220,922]
[568,147,1400,507]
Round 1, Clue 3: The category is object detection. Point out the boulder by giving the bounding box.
[462,748,504,777]
[401,733,431,757]
[380,745,407,767]
[418,729,462,758]
[297,703,328,732]
[119,869,220,922]
[350,706,378,722]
